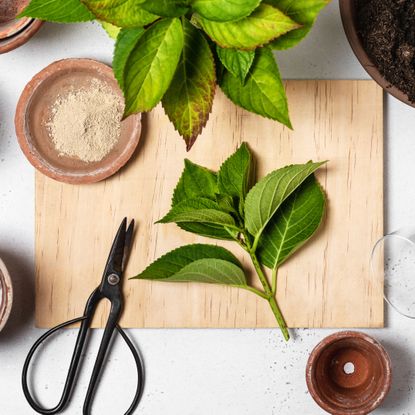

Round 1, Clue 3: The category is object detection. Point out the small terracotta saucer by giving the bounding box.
[0,18,43,54]
[0,258,13,333]
[15,59,142,184]
[306,331,392,415]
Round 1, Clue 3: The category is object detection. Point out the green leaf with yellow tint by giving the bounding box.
[267,0,329,49]
[20,0,94,22]
[192,0,260,22]
[220,47,291,127]
[123,18,184,115]
[162,20,216,150]
[82,0,158,28]
[197,3,300,50]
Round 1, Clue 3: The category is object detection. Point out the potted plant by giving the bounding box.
[21,0,329,149]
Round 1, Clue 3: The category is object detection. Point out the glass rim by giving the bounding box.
[371,232,415,319]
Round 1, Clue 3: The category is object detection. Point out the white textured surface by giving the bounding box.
[1,2,415,414]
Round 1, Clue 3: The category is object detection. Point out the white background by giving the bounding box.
[1,2,415,414]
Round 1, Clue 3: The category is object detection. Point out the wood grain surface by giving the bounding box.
[35,80,384,329]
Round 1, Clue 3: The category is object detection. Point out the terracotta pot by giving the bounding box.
[339,0,415,108]
[306,331,392,415]
[0,258,13,333]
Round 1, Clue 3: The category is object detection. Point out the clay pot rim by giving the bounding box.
[0,18,43,54]
[339,0,415,108]
[0,16,33,40]
[15,58,142,185]
[0,258,13,333]
[306,331,392,415]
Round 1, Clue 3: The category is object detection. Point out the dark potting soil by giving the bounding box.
[356,0,415,102]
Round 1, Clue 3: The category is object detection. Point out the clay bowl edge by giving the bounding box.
[0,19,43,54]
[0,258,13,333]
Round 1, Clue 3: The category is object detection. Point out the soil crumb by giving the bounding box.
[356,0,415,102]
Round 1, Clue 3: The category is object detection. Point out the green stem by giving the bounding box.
[252,234,260,252]
[237,285,268,299]
[238,230,289,340]
[272,267,278,295]
[242,230,253,250]
[250,251,289,341]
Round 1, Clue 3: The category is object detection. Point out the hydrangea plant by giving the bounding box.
[21,0,329,149]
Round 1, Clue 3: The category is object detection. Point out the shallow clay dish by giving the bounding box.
[0,258,13,333]
[306,331,392,415]
[339,0,415,108]
[15,59,142,184]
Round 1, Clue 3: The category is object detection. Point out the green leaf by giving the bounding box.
[218,142,252,201]
[244,161,326,240]
[142,0,189,17]
[169,258,247,284]
[173,159,218,205]
[171,159,235,240]
[177,222,237,240]
[20,0,94,22]
[216,194,238,214]
[82,0,158,28]
[192,0,261,22]
[162,19,216,150]
[101,21,121,39]
[257,175,325,269]
[124,18,184,116]
[133,244,247,285]
[196,4,300,50]
[216,47,255,83]
[220,47,291,127]
[267,0,329,50]
[158,198,238,228]
[113,28,145,90]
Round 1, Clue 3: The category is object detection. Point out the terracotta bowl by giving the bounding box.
[0,258,13,333]
[306,331,392,415]
[15,58,142,184]
[339,0,415,108]
[0,0,43,54]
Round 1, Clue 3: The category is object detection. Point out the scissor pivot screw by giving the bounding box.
[108,274,120,285]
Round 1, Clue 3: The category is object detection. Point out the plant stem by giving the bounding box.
[272,267,278,295]
[237,285,268,299]
[250,250,289,341]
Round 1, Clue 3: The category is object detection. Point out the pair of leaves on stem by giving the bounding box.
[113,18,215,150]
[133,143,326,287]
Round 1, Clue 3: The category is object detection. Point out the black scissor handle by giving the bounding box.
[21,317,144,415]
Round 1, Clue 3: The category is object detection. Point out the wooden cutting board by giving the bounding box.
[35,80,384,329]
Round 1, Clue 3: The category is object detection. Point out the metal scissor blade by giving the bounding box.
[122,219,135,272]
[103,218,128,277]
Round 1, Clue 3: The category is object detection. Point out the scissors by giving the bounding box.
[22,218,144,415]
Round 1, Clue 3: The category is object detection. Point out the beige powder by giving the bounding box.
[47,79,123,163]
